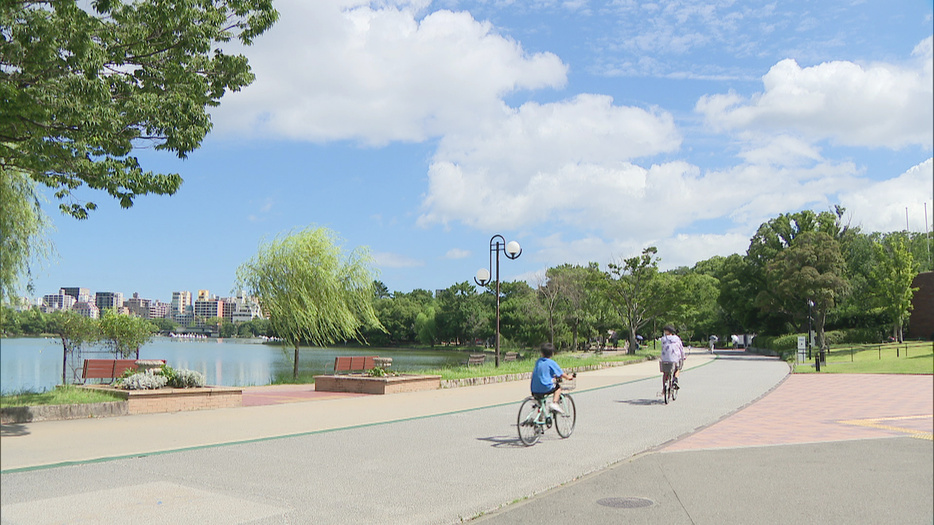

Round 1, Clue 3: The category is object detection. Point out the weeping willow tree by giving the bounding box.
[236,227,384,378]
[1,168,53,304]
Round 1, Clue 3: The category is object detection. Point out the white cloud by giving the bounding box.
[373,251,424,268]
[839,158,934,233]
[211,0,567,144]
[445,248,471,259]
[697,39,934,149]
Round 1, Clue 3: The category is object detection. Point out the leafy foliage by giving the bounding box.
[1,0,278,218]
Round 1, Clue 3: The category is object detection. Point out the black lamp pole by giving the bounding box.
[475,235,521,367]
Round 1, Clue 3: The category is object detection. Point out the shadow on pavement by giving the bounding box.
[617,398,664,406]
[1,424,30,437]
[477,435,528,448]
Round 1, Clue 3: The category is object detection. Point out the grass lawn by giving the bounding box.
[793,341,933,374]
[418,349,655,381]
[0,385,125,408]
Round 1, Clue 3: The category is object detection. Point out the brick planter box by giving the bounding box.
[79,385,242,415]
[314,374,441,395]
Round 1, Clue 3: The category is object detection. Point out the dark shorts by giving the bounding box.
[532,385,559,398]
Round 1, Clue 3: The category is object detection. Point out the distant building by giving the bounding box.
[42,289,76,312]
[95,291,124,313]
[197,289,211,301]
[125,292,152,319]
[908,272,934,340]
[61,287,91,303]
[149,300,171,319]
[194,297,223,320]
[73,301,100,319]
[226,291,263,323]
[171,291,192,317]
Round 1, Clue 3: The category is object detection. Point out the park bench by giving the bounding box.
[503,352,519,362]
[465,354,486,366]
[81,359,165,384]
[333,356,378,374]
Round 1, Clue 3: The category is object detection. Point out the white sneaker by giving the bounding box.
[548,402,565,415]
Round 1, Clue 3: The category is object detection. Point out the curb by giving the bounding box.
[1,401,128,424]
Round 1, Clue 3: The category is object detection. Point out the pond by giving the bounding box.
[0,337,476,393]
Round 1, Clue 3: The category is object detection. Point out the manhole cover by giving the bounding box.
[596,497,654,509]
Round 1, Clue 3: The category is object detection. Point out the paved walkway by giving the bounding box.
[2,353,931,525]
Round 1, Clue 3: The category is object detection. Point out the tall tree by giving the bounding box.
[1,0,278,219]
[235,227,383,379]
[606,247,666,354]
[869,234,919,342]
[48,310,99,383]
[99,308,156,359]
[763,231,849,349]
[0,169,52,302]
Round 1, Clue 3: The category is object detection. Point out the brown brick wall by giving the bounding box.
[908,272,934,340]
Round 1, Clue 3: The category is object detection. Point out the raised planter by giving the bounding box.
[314,374,441,395]
[78,385,243,415]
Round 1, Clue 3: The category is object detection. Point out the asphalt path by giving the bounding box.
[1,354,790,524]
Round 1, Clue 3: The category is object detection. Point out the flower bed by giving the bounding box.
[78,385,242,414]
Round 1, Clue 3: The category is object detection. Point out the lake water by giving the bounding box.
[0,337,474,393]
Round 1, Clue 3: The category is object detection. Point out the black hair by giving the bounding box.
[540,342,556,358]
[663,325,677,334]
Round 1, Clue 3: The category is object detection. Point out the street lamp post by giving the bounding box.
[475,235,521,367]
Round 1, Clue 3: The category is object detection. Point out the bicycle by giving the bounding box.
[661,361,679,404]
[517,376,577,446]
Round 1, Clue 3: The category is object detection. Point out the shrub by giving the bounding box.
[118,369,168,390]
[168,368,206,388]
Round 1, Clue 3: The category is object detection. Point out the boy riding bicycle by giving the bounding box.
[531,342,575,414]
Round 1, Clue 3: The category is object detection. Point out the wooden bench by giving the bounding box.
[503,352,519,362]
[333,356,378,374]
[465,354,486,366]
[81,359,165,384]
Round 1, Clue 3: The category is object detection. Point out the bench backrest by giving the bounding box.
[467,354,485,365]
[503,352,519,361]
[334,356,379,373]
[82,359,165,379]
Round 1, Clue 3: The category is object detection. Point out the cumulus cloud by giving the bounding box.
[839,158,934,233]
[417,94,682,231]
[212,0,567,144]
[696,38,934,149]
[445,248,471,259]
[373,251,424,268]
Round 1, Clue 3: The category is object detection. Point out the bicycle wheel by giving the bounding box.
[517,397,542,446]
[554,394,576,438]
[663,374,670,405]
[670,377,678,401]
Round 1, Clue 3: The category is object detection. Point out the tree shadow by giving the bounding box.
[617,398,665,406]
[1,423,31,437]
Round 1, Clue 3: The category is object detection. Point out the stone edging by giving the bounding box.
[440,357,650,388]
[1,401,128,424]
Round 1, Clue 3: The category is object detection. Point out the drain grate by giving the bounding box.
[596,497,654,509]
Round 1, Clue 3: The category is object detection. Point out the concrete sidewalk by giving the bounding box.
[1,354,713,472]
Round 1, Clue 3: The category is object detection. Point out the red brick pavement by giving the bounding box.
[241,384,368,407]
[664,374,933,451]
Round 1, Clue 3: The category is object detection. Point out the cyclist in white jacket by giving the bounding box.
[660,325,685,389]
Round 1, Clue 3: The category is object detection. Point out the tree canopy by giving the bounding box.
[235,227,383,378]
[1,0,278,218]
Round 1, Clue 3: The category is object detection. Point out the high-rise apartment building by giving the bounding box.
[73,301,100,319]
[61,287,91,303]
[42,289,76,312]
[171,291,192,317]
[193,297,223,319]
[125,292,152,318]
[95,291,124,312]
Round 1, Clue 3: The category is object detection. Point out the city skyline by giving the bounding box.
[21,0,934,303]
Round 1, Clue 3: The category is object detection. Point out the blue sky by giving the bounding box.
[28,0,934,303]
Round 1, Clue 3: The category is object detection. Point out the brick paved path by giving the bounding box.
[664,373,933,451]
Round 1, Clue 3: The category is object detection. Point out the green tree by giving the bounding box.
[235,227,383,379]
[869,234,919,342]
[606,247,666,354]
[763,231,849,349]
[0,169,52,302]
[499,279,547,349]
[436,281,486,346]
[47,310,99,383]
[1,0,278,219]
[99,308,156,358]
[414,305,438,347]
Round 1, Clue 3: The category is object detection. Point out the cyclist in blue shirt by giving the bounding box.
[531,342,575,414]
